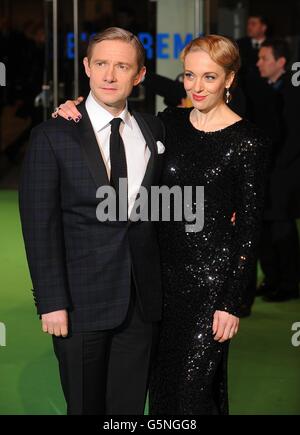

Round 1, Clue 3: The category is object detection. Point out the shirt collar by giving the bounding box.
[85,91,133,132]
[251,38,265,47]
[268,71,286,88]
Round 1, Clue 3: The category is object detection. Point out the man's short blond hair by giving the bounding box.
[87,27,145,71]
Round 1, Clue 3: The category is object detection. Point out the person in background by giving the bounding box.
[237,14,268,86]
[253,39,300,302]
[4,22,45,163]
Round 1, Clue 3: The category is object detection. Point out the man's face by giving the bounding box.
[257,46,284,79]
[247,17,266,39]
[83,39,145,114]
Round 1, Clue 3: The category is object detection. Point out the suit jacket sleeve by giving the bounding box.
[19,126,70,315]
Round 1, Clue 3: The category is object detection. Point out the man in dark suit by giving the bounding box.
[237,14,268,87]
[257,39,300,301]
[19,27,165,415]
[242,39,300,310]
[237,14,268,130]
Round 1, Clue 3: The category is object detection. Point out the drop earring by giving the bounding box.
[225,88,230,104]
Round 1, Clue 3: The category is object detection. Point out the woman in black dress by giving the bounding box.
[53,34,269,415]
[149,35,268,415]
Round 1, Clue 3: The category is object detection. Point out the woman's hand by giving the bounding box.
[52,96,84,121]
[212,310,239,342]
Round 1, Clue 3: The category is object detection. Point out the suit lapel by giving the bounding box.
[130,111,159,221]
[76,102,110,188]
[132,111,158,192]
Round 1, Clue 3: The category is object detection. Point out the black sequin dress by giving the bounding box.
[149,108,269,415]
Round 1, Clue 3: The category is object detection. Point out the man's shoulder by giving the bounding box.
[282,71,300,92]
[30,118,79,150]
[132,110,164,134]
[237,36,251,48]
[133,110,158,124]
[32,117,76,135]
[30,117,78,152]
[237,36,250,43]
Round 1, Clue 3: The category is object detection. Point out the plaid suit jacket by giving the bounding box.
[19,103,165,332]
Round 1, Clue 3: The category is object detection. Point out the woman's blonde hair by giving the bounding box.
[180,34,241,96]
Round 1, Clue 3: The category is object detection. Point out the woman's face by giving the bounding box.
[183,49,234,112]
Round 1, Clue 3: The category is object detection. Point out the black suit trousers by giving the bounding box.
[244,219,300,308]
[259,219,300,289]
[52,285,160,415]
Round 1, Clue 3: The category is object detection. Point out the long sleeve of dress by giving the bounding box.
[216,134,270,316]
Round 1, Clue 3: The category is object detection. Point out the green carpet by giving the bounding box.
[1,190,299,415]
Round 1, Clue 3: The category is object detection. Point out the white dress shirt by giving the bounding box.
[251,38,265,49]
[85,92,151,215]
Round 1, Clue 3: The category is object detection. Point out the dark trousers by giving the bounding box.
[52,287,159,415]
[244,219,300,308]
[260,219,300,289]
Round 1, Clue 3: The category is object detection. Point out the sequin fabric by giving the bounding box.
[149,107,269,415]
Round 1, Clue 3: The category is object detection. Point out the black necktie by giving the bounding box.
[109,117,128,218]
